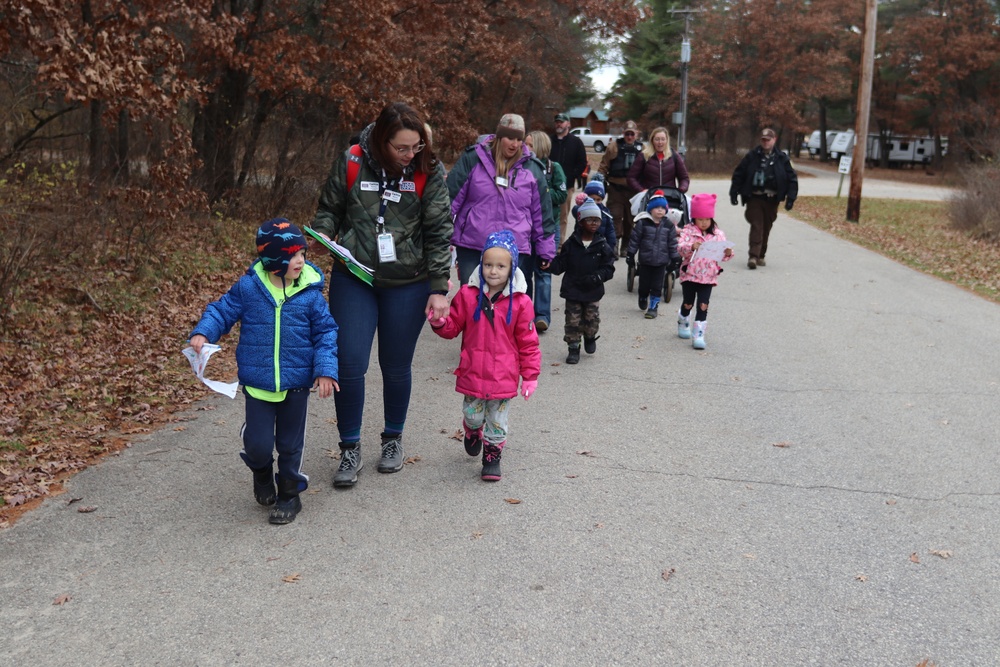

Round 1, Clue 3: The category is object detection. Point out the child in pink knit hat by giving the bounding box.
[676,193,734,349]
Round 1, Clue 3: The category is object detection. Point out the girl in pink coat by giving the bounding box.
[676,193,734,350]
[430,230,541,481]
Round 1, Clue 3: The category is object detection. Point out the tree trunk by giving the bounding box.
[237,92,272,190]
[89,100,103,183]
[113,109,129,182]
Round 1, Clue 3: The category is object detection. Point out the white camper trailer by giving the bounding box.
[828,130,856,160]
[807,130,839,158]
[865,135,940,166]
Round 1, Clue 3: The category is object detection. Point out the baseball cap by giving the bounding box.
[554,113,570,122]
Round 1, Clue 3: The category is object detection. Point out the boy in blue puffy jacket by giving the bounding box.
[190,218,339,525]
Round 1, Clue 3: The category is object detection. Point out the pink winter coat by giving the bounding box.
[431,269,541,400]
[677,223,732,286]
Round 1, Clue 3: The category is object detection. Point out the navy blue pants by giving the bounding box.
[240,387,310,492]
[327,270,429,442]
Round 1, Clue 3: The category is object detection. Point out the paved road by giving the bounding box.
[2,183,995,666]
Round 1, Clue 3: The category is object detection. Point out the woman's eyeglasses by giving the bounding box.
[388,141,426,156]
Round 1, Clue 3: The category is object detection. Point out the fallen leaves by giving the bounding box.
[661,568,675,582]
[448,430,462,441]
[909,552,921,564]
[504,498,521,505]
[855,574,868,582]
[281,573,301,583]
[76,506,97,513]
[403,455,421,465]
[576,450,597,457]
[772,441,792,448]
[52,594,71,605]
[929,549,953,559]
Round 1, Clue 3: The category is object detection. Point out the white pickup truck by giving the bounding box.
[569,127,617,153]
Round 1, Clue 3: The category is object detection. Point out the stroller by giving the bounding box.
[625,186,689,299]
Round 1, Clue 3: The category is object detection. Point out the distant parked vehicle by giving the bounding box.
[569,127,617,153]
[865,134,944,166]
[828,130,856,160]
[807,130,839,158]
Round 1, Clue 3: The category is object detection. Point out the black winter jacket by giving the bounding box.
[730,146,798,206]
[626,212,680,268]
[548,230,615,302]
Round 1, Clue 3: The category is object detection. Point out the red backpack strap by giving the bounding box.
[412,169,427,198]
[346,143,363,192]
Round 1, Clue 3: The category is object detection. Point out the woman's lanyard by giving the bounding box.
[376,168,400,263]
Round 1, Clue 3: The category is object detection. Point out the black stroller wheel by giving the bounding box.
[663,271,674,303]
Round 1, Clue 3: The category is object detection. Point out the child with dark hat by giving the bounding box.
[430,230,541,482]
[548,197,616,364]
[626,190,682,319]
[189,218,339,525]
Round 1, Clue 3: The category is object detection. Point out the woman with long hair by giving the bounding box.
[311,102,453,489]
[447,114,556,301]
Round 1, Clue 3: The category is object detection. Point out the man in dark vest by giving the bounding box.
[599,120,644,258]
[729,127,798,269]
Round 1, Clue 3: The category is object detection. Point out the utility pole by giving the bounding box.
[671,9,700,156]
[847,0,877,222]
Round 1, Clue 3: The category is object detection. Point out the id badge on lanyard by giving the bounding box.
[376,173,400,263]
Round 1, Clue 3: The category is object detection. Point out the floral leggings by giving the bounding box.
[462,396,511,446]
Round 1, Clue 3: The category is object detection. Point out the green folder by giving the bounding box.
[304,227,375,286]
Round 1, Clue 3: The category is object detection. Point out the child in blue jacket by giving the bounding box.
[190,218,339,525]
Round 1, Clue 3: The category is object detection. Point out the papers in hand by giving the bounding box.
[182,344,239,399]
[304,227,375,285]
[691,240,735,263]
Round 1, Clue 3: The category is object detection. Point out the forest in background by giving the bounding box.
[1,0,999,520]
[616,0,1000,161]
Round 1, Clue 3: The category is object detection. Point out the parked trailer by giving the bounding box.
[865,135,942,166]
[807,130,839,158]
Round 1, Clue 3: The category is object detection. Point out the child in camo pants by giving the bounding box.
[547,197,616,365]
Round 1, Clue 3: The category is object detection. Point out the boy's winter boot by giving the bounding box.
[377,432,404,473]
[677,311,692,339]
[251,465,276,506]
[566,344,581,365]
[481,441,505,481]
[268,476,302,525]
[692,321,707,349]
[584,335,599,354]
[463,423,483,457]
[645,296,661,319]
[638,295,648,311]
[333,442,363,488]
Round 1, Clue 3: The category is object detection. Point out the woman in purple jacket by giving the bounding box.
[447,114,555,301]
[627,126,690,194]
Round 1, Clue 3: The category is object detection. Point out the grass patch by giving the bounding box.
[792,197,1000,303]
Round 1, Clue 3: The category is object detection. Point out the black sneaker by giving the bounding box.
[639,296,648,311]
[463,426,483,457]
[377,432,404,473]
[333,444,363,488]
[566,345,581,364]
[584,336,598,354]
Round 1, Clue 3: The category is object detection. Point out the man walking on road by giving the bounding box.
[550,112,588,242]
[599,119,643,258]
[729,127,798,269]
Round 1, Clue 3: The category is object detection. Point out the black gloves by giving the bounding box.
[626,254,635,268]
[785,199,795,211]
[585,274,603,287]
[730,195,739,206]
[671,258,682,274]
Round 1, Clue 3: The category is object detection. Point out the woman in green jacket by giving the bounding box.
[525,130,567,331]
[311,102,453,488]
